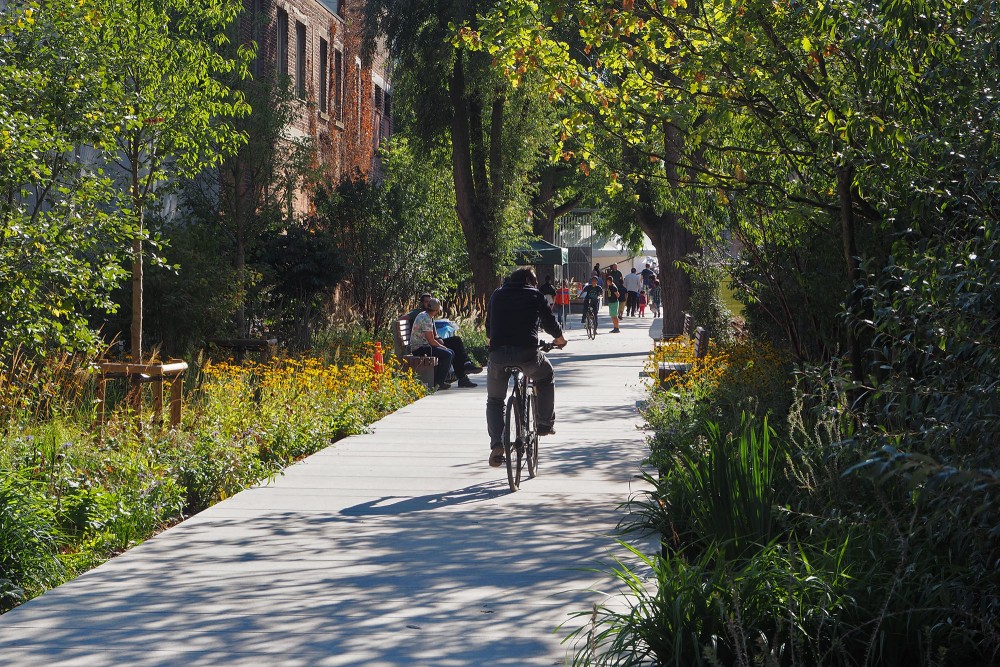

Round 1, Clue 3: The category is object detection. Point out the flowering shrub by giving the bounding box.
[0,346,426,612]
[643,336,790,467]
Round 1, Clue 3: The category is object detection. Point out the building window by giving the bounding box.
[318,39,329,114]
[251,0,262,77]
[355,60,362,135]
[374,85,384,146]
[276,9,288,77]
[333,48,344,121]
[382,90,392,142]
[295,22,306,100]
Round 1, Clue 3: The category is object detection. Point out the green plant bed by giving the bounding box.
[0,349,425,614]
[597,337,1000,666]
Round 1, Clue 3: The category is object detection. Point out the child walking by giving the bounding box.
[638,289,648,317]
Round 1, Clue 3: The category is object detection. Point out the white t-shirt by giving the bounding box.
[410,311,436,351]
[623,272,643,292]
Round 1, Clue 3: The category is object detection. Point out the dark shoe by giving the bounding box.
[465,362,484,374]
[457,377,477,388]
[537,426,556,436]
[435,382,451,390]
[611,328,621,333]
[489,445,505,467]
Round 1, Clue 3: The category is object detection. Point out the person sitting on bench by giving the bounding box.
[407,293,483,379]
[409,296,479,389]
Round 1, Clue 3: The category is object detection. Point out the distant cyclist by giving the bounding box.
[485,267,567,468]
[578,276,603,329]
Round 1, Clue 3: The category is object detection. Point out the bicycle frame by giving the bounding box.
[502,361,544,491]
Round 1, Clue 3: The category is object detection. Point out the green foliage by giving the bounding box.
[144,220,243,356]
[256,225,348,350]
[316,137,469,337]
[0,471,63,612]
[0,348,425,613]
[684,254,735,348]
[367,0,562,298]
[94,0,251,359]
[455,320,488,366]
[0,1,133,357]
[569,540,853,667]
[176,74,315,340]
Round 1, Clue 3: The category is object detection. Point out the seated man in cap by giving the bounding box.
[406,293,482,387]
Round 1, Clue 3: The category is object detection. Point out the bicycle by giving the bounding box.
[584,300,598,340]
[502,341,555,492]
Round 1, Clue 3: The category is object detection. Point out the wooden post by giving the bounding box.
[96,375,107,426]
[170,375,183,427]
[151,367,164,424]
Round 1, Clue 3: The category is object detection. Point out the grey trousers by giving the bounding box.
[486,346,555,448]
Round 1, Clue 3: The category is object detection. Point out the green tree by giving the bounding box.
[317,137,469,336]
[0,1,132,357]
[97,0,250,361]
[365,0,556,303]
[180,73,314,338]
[256,225,347,350]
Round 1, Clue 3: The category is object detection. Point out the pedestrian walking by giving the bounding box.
[649,279,662,318]
[623,267,643,317]
[606,275,621,332]
[554,279,571,326]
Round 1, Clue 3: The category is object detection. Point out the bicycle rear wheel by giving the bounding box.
[525,389,539,478]
[504,393,523,492]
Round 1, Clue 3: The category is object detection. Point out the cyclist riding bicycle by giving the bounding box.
[578,276,603,329]
[485,267,567,468]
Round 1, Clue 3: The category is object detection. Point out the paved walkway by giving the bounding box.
[0,316,660,666]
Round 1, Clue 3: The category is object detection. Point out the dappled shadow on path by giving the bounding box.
[0,495,653,666]
[340,482,507,515]
[0,323,658,666]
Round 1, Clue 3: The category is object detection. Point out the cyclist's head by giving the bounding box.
[590,276,599,284]
[508,267,538,287]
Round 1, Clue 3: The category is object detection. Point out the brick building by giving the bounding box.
[241,0,392,194]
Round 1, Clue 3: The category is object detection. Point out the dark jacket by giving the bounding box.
[486,283,563,350]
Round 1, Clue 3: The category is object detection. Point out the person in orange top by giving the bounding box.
[554,279,571,326]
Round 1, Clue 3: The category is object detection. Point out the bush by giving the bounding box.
[612,337,1000,666]
[569,540,853,667]
[0,471,63,612]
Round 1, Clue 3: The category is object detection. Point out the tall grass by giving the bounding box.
[586,339,999,665]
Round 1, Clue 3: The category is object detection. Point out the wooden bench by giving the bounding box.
[652,312,693,356]
[206,338,277,363]
[392,315,438,387]
[656,326,710,382]
[96,360,189,429]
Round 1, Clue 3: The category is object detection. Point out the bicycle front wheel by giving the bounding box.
[504,392,523,492]
[586,312,596,339]
[525,389,539,478]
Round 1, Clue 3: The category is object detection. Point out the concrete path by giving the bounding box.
[0,316,659,666]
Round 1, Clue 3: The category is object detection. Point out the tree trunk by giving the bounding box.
[636,205,698,337]
[449,54,500,306]
[838,165,865,392]
[130,154,143,362]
